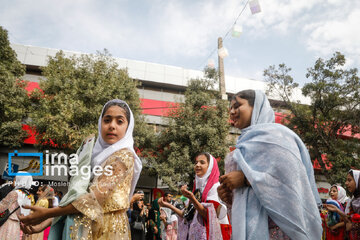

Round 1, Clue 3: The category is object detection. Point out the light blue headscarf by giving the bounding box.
[231,90,322,240]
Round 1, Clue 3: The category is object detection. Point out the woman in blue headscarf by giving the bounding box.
[217,90,322,240]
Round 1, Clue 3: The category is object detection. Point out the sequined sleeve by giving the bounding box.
[71,148,134,222]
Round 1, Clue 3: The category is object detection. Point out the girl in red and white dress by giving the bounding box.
[159,152,232,240]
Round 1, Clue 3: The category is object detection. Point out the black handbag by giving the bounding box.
[0,206,20,227]
[132,216,143,231]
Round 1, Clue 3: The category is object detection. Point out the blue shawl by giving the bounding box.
[231,90,322,240]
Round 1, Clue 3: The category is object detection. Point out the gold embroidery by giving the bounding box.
[70,148,134,240]
[70,215,92,240]
[93,210,130,239]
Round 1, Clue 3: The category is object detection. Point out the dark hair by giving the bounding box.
[133,200,142,212]
[48,198,53,208]
[102,101,130,123]
[195,152,211,164]
[232,90,255,107]
[164,192,172,197]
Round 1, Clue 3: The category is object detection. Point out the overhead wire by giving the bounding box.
[197,0,250,70]
[223,0,250,39]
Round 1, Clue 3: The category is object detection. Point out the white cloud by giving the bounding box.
[304,7,360,66]
[243,0,322,36]
[235,0,360,68]
[0,0,130,50]
[148,0,244,57]
[1,0,359,81]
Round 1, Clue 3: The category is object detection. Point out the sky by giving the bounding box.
[1,0,359,86]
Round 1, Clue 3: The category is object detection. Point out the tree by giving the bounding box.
[0,26,30,148]
[148,67,230,190]
[264,52,360,184]
[30,50,154,153]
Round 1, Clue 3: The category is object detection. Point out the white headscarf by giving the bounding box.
[194,153,227,221]
[352,170,360,189]
[14,173,32,190]
[330,184,349,205]
[194,154,214,194]
[38,185,54,201]
[14,172,33,216]
[345,169,360,214]
[91,99,142,199]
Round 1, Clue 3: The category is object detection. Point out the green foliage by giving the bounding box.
[264,52,360,185]
[0,26,29,148]
[148,67,230,190]
[264,64,299,103]
[30,50,154,153]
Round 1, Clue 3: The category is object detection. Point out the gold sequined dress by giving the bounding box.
[70,148,134,240]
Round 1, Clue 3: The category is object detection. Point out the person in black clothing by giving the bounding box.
[131,200,146,240]
[146,207,160,240]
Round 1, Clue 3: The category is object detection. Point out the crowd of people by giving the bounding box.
[0,90,359,239]
[0,176,63,240]
[321,170,360,240]
[127,191,180,240]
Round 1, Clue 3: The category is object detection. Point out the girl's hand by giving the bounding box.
[160,214,166,222]
[346,222,352,231]
[20,217,52,234]
[21,223,40,234]
[180,185,194,200]
[343,216,350,223]
[330,225,338,231]
[324,204,339,213]
[18,205,50,225]
[219,171,246,190]
[158,197,171,208]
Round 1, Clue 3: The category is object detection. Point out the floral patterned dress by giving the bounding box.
[177,202,222,240]
[0,191,21,240]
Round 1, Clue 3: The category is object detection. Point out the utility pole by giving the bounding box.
[218,37,227,100]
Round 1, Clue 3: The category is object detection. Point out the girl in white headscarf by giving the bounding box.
[0,173,33,240]
[326,170,360,239]
[20,100,142,240]
[324,185,348,240]
[329,185,349,207]
[158,152,232,240]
